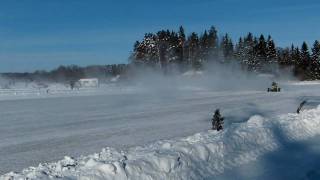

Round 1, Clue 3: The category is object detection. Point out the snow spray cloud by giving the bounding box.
[127,60,283,95]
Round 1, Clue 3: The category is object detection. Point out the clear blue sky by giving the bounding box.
[0,0,320,72]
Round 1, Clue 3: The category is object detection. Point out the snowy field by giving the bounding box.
[1,78,320,179]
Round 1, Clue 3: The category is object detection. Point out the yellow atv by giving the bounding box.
[267,82,281,92]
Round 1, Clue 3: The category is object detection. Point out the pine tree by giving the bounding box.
[311,40,320,78]
[235,37,246,67]
[132,33,159,66]
[289,44,296,65]
[243,33,258,71]
[257,35,267,57]
[293,42,311,79]
[200,30,210,61]
[167,31,180,64]
[301,42,311,72]
[228,38,234,59]
[157,30,170,71]
[255,34,267,71]
[212,109,224,131]
[293,47,301,66]
[266,35,277,63]
[264,35,278,73]
[188,32,201,69]
[133,41,140,52]
[178,26,186,66]
[130,41,141,64]
[221,33,234,60]
[278,48,290,66]
[208,26,219,59]
[311,40,320,62]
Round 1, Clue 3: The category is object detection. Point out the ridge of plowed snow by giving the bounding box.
[2,106,320,180]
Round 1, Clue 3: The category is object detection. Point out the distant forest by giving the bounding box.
[131,26,320,80]
[1,64,128,83]
[2,26,320,83]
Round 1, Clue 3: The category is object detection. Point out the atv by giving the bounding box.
[267,82,281,92]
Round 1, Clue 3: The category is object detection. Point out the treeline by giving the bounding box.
[2,64,128,83]
[130,26,320,80]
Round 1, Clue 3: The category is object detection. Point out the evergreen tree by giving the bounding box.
[311,40,320,78]
[266,35,277,63]
[264,35,278,73]
[300,42,311,69]
[228,38,234,59]
[133,41,140,52]
[132,33,159,67]
[293,47,301,66]
[178,26,186,66]
[200,30,210,61]
[188,32,201,69]
[208,26,219,59]
[278,48,290,66]
[129,41,141,64]
[293,42,311,79]
[243,33,258,71]
[255,34,267,70]
[212,109,224,131]
[257,35,267,57]
[311,40,320,63]
[221,33,234,59]
[235,37,246,67]
[167,31,180,64]
[289,44,296,65]
[157,30,170,71]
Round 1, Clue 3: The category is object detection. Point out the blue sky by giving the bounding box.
[0,0,320,72]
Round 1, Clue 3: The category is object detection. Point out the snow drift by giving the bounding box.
[2,106,320,180]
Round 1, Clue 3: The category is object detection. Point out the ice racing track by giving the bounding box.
[1,82,320,179]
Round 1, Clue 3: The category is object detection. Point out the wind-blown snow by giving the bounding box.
[2,106,320,180]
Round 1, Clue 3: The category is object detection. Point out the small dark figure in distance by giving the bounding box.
[70,81,75,90]
[267,82,281,92]
[297,100,307,114]
[212,109,224,131]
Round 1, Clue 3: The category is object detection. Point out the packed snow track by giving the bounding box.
[1,81,320,179]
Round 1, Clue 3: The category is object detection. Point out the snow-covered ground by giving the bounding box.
[1,79,320,179]
[0,82,139,101]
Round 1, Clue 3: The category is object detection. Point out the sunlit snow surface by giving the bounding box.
[1,80,320,179]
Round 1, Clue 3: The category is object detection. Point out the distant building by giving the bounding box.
[78,78,99,88]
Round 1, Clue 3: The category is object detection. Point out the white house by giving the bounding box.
[78,78,99,88]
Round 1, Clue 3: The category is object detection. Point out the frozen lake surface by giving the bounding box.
[1,81,320,174]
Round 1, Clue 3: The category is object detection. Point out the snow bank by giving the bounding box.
[2,107,320,180]
[277,106,320,141]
